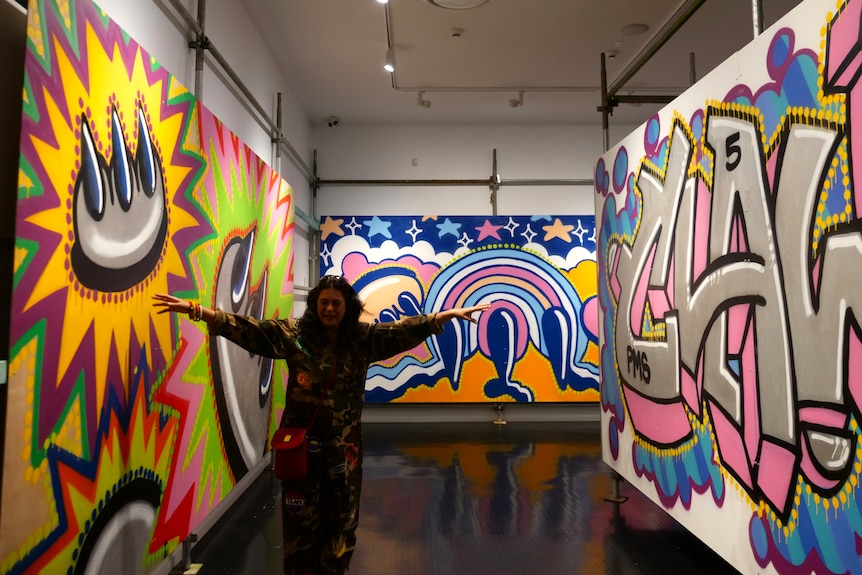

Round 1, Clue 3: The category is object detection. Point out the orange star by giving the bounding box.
[321,216,345,240]
[542,218,575,242]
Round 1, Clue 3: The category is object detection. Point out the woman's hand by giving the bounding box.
[436,302,491,326]
[153,293,214,323]
[152,293,191,315]
[452,303,491,323]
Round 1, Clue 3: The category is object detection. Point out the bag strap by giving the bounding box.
[308,351,337,428]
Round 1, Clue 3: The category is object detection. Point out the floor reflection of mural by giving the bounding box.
[357,432,605,575]
[0,0,294,573]
[321,215,598,403]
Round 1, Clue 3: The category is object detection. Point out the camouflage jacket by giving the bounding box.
[208,310,443,436]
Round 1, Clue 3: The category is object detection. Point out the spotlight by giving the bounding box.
[417,91,431,108]
[384,47,395,72]
[327,116,340,127]
[508,91,524,108]
[376,0,388,3]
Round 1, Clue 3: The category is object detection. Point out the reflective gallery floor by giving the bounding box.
[190,421,740,575]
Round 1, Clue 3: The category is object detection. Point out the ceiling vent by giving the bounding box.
[425,0,490,9]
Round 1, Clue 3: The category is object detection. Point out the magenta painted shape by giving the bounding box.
[710,400,753,488]
[799,406,849,429]
[610,246,622,302]
[623,386,691,445]
[849,328,862,413]
[691,180,712,281]
[582,297,598,339]
[726,304,749,355]
[741,311,762,468]
[681,367,700,417]
[647,287,671,322]
[666,258,675,307]
[757,440,796,511]
[630,245,656,337]
[825,0,862,87]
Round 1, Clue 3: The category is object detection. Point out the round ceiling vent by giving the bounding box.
[425,0,491,9]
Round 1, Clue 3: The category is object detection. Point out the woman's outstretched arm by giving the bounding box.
[152,293,216,325]
[366,303,492,363]
[433,303,491,327]
[152,293,294,358]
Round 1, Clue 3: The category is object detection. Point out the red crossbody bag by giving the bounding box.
[271,354,336,480]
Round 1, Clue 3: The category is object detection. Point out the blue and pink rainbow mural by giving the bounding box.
[320,215,599,403]
[598,0,862,572]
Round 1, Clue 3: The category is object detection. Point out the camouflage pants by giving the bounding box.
[281,436,362,575]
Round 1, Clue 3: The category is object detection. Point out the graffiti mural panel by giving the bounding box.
[0,0,294,573]
[596,0,862,573]
[321,215,598,403]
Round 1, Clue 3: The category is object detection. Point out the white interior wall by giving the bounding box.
[312,124,636,216]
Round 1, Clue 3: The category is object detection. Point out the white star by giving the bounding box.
[320,244,333,266]
[406,219,422,242]
[521,224,536,243]
[573,220,588,243]
[588,226,596,245]
[457,232,474,249]
[345,217,362,235]
[503,217,519,236]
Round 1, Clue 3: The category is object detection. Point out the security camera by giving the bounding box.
[327,116,340,128]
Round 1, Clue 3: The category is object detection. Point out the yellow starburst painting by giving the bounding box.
[0,0,294,573]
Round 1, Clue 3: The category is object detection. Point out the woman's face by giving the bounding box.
[317,288,346,331]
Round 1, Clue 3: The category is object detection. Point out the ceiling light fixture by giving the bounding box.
[376,0,389,4]
[417,91,431,108]
[508,91,524,108]
[621,22,650,36]
[426,0,490,9]
[384,47,395,72]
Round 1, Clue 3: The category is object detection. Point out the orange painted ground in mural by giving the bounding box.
[396,342,599,403]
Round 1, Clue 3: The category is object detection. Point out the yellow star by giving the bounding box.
[320,216,345,240]
[543,218,575,242]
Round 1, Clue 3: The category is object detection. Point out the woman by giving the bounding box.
[153,275,489,575]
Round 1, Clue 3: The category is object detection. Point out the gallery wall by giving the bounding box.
[312,124,633,218]
[0,1,295,573]
[596,0,862,572]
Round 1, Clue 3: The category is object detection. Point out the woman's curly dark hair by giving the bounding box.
[298,276,367,373]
